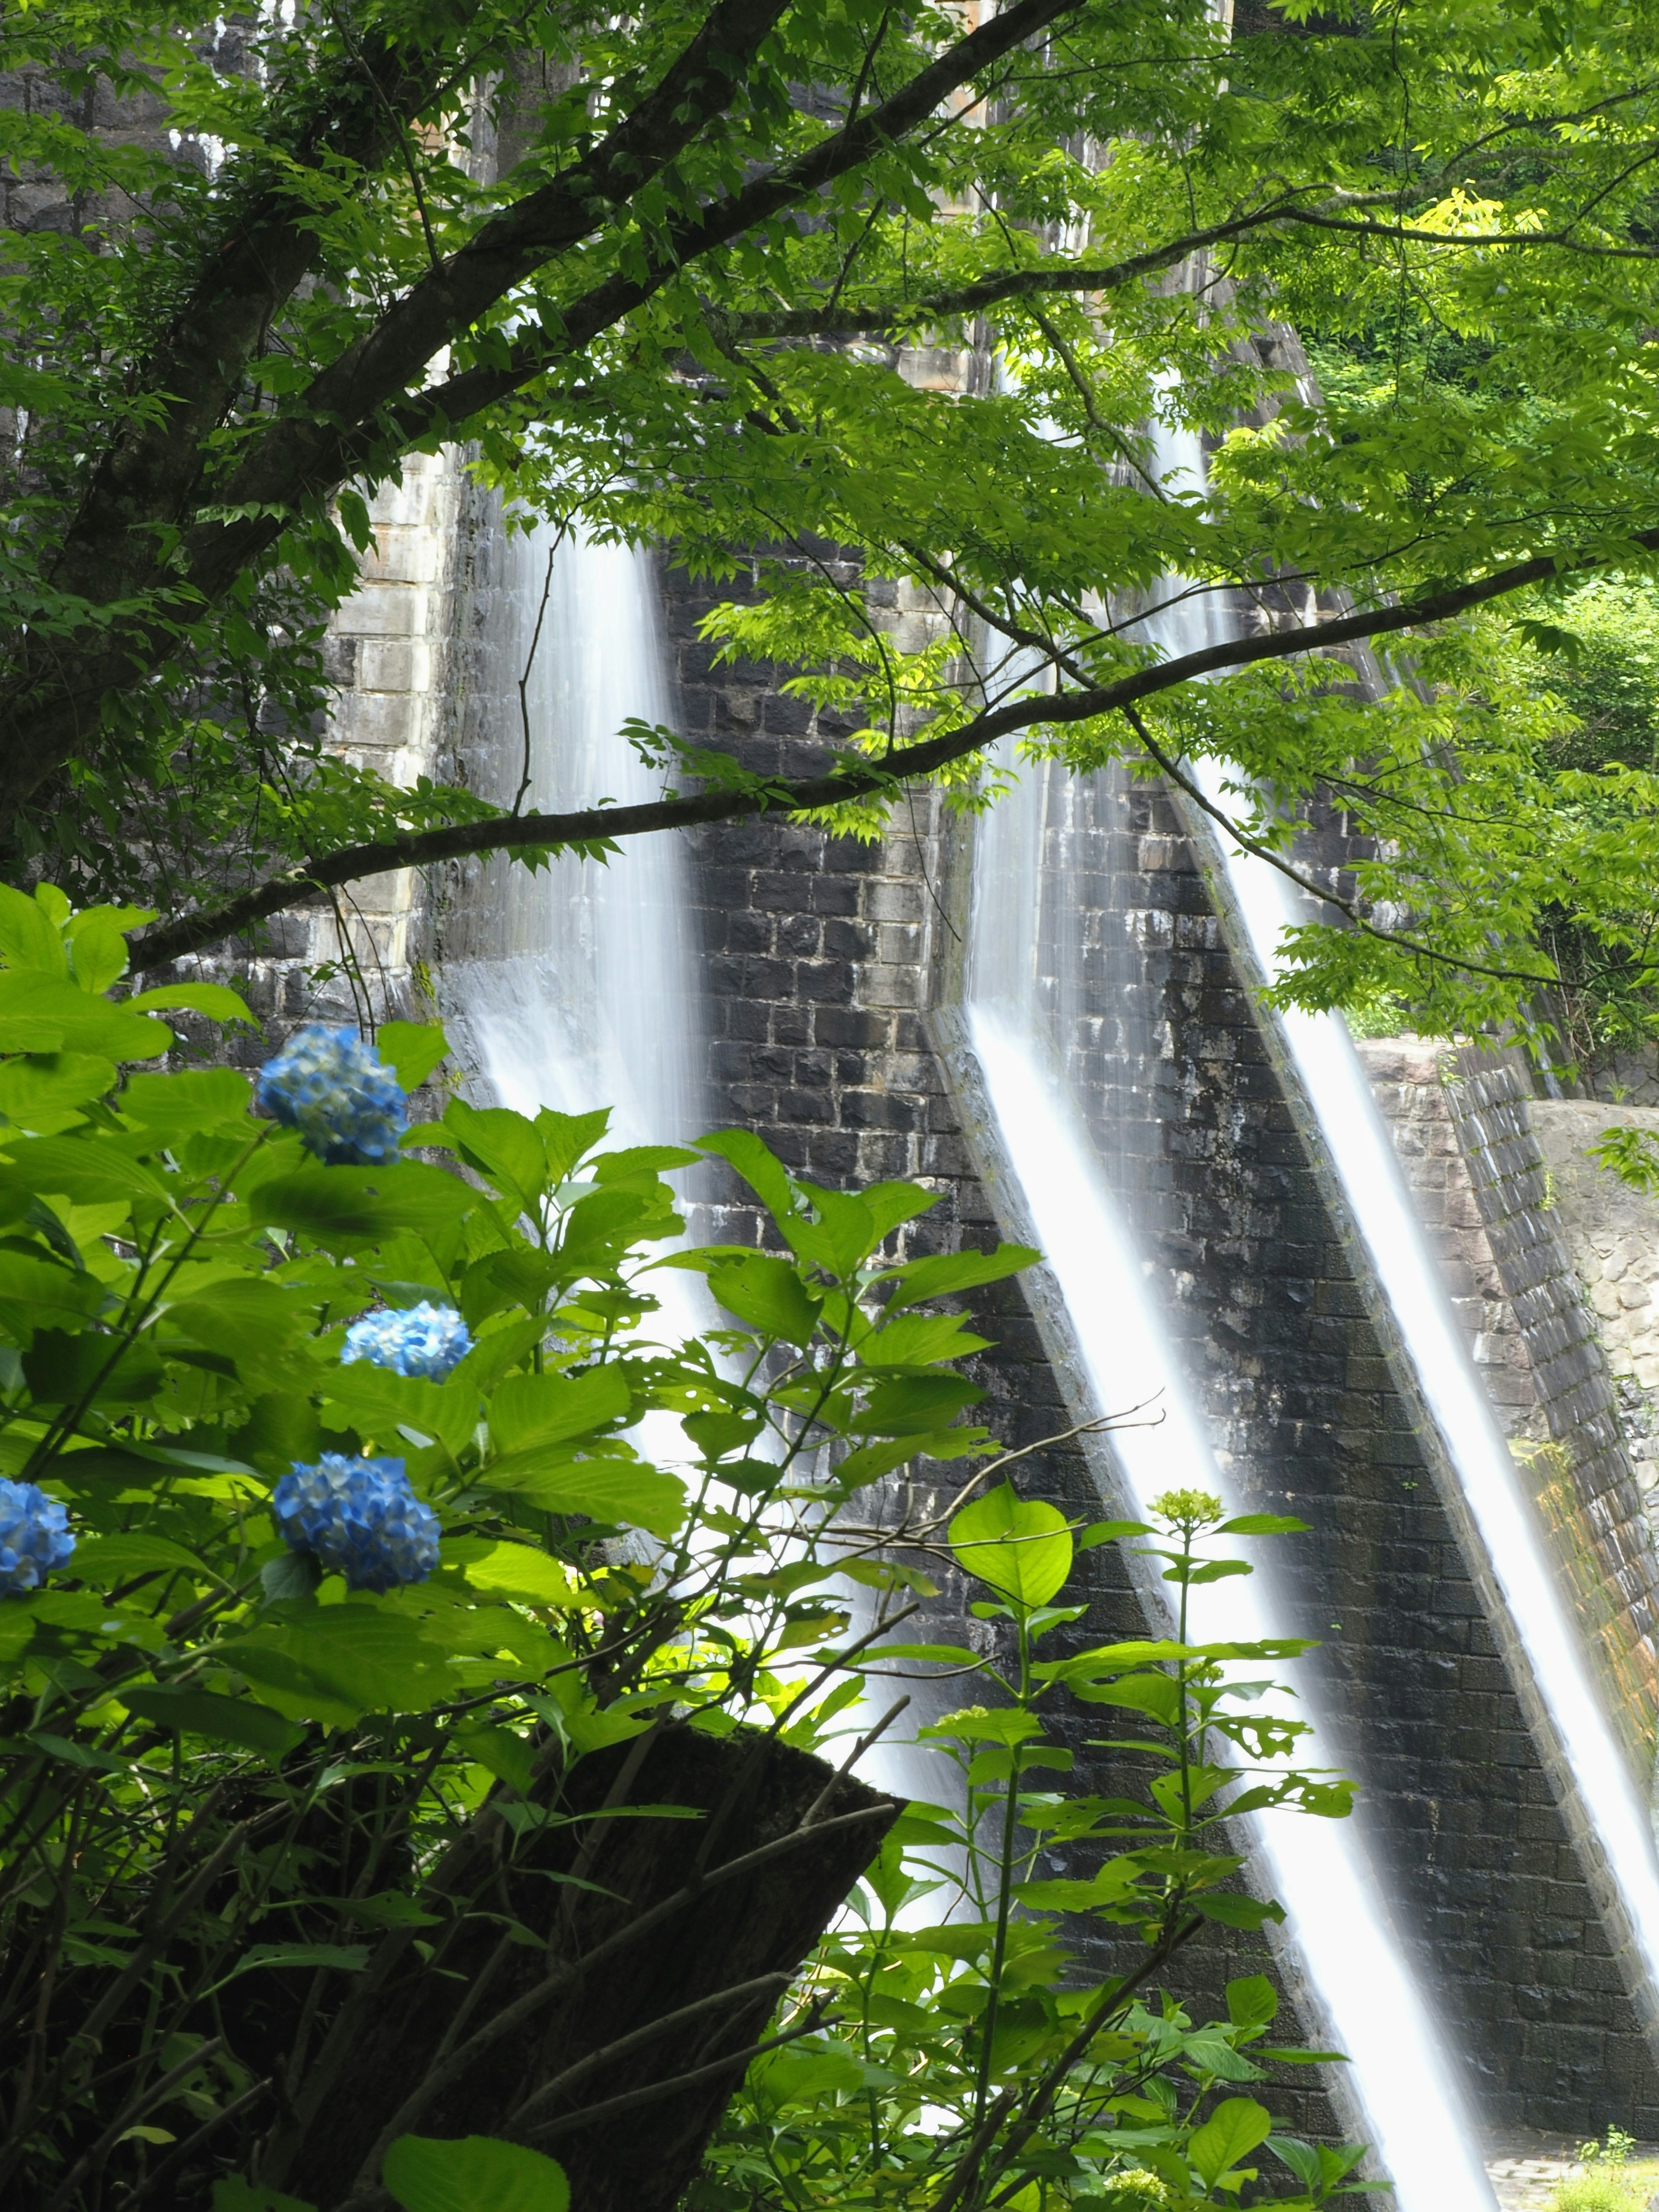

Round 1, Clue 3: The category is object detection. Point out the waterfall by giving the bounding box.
[942,391,1516,2204]
[444,521,704,1161]
[1187,755,1659,2027]
[957,765,1497,2210]
[1141,404,1659,2039]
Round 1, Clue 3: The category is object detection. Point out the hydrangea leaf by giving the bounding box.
[706,1254,823,1346]
[249,1161,478,1248]
[478,1452,686,1537]
[321,1366,477,1458]
[488,1366,630,1452]
[382,2134,568,2212]
[0,1052,116,1132]
[378,1020,451,1093]
[120,1685,303,1758]
[949,1483,1073,1611]
[1187,2096,1273,2188]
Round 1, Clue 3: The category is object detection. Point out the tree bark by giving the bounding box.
[259,1723,899,2212]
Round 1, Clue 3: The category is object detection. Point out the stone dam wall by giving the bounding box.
[144,451,1659,2150]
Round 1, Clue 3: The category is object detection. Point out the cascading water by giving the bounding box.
[941,389,1520,2204]
[443,518,704,1161]
[957,764,1498,2209]
[1141,409,1659,2042]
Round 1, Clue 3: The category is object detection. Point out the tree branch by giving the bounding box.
[0,0,1093,820]
[129,521,1659,970]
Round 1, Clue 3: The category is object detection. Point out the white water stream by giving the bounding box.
[446,519,705,1159]
[951,395,1522,2203]
[962,816,1497,2211]
[1144,413,1659,2040]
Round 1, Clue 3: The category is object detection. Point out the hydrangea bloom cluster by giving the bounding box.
[254,1025,408,1166]
[0,1478,75,1595]
[343,1302,472,1381]
[272,1455,439,1594]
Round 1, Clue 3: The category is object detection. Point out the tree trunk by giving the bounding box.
[267,1723,899,2212]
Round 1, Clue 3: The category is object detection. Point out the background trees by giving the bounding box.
[8,0,1659,1051]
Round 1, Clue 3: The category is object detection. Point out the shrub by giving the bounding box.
[0,883,1374,2209]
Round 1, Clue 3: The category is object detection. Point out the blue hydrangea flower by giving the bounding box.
[0,1478,74,1595]
[272,1454,439,1594]
[255,1025,408,1166]
[343,1302,472,1382]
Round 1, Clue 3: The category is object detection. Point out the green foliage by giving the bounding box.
[695,1486,1369,2212]
[12,0,1659,1041]
[0,887,1370,2205]
[382,2134,571,2212]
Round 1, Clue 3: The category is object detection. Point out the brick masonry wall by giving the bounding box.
[1354,1043,1659,1780]
[655,551,1659,2142]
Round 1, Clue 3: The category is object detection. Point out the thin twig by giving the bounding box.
[504,1969,795,2133]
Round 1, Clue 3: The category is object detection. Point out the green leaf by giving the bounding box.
[207,1943,369,1993]
[707,1253,823,1345]
[66,909,130,995]
[435,1098,548,1204]
[0,1052,115,1132]
[879,1243,1039,1311]
[379,1020,451,1092]
[853,1374,982,1434]
[0,884,67,976]
[0,972,171,1060]
[489,1365,630,1451]
[479,1454,686,1536]
[222,1605,451,1723]
[1188,1893,1286,1930]
[1216,1513,1309,1537]
[1226,1974,1279,2031]
[696,1128,798,1225]
[949,1482,1073,1610]
[443,1537,579,1607]
[249,1161,477,1248]
[71,1532,217,1586]
[1188,2096,1273,2187]
[858,1311,990,1367]
[124,981,253,1021]
[165,1277,311,1379]
[121,1068,254,1142]
[121,1685,304,1757]
[1078,1518,1153,1548]
[323,1363,477,1458]
[212,2180,317,2212]
[453,1718,539,1794]
[0,1249,108,1334]
[382,2135,569,2212]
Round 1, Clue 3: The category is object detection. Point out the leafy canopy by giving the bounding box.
[10,0,1659,1033]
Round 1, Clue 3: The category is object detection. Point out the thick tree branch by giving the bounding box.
[0,0,1089,821]
[129,524,1659,970]
[184,0,1092,595]
[48,13,473,610]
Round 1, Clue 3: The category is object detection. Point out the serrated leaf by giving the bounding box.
[478,1454,686,1537]
[249,1161,477,1247]
[879,1243,1039,1311]
[706,1253,822,1346]
[489,1364,630,1451]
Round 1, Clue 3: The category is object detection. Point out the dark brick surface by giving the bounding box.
[659,550,1659,2142]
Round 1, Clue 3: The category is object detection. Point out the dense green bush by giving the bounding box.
[0,884,1371,2209]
